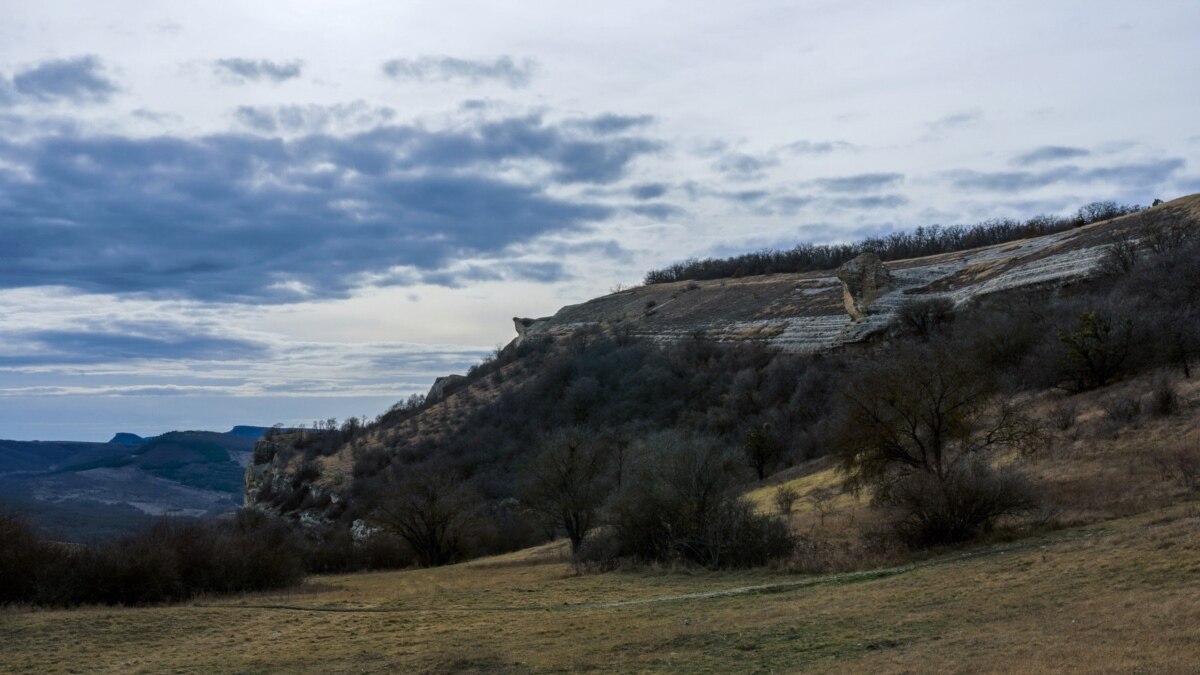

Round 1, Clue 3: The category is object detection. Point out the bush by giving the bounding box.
[879,459,1038,548]
[1047,400,1079,431]
[0,512,305,607]
[774,486,799,515]
[1101,392,1143,425]
[1150,375,1182,417]
[589,431,794,568]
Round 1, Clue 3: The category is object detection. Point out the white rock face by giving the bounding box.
[510,216,1128,355]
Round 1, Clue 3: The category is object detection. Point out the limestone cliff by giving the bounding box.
[245,194,1200,521]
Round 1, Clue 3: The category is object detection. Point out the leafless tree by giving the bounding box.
[369,467,480,567]
[519,428,614,554]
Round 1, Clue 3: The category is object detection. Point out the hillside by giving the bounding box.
[515,196,1200,353]
[246,194,1200,534]
[0,429,264,540]
[10,361,1200,670]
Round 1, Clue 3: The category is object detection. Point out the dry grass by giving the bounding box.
[7,374,1200,673]
[3,504,1198,674]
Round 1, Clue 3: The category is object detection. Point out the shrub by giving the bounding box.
[879,459,1038,547]
[1101,392,1142,425]
[1150,375,1182,417]
[774,486,799,516]
[892,297,955,341]
[1047,400,1079,431]
[0,512,305,607]
[591,431,794,568]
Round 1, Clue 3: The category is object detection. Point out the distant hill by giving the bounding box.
[108,432,146,445]
[0,426,271,541]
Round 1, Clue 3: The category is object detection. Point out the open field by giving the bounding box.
[3,500,1199,673]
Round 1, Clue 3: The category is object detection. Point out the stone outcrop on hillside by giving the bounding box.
[836,252,894,320]
[494,198,1200,354]
[244,195,1200,521]
[427,374,466,402]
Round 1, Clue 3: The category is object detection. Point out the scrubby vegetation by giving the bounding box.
[0,512,304,607]
[248,202,1197,573]
[644,200,1141,284]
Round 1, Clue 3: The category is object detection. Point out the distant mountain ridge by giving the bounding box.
[0,425,275,541]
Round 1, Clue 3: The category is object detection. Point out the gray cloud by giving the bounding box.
[0,326,267,367]
[418,260,567,287]
[234,102,396,133]
[630,182,668,200]
[948,158,1185,192]
[925,109,983,136]
[713,152,779,181]
[779,139,856,155]
[627,203,685,220]
[830,194,909,209]
[814,172,904,193]
[566,113,654,135]
[212,58,304,84]
[382,55,535,88]
[4,56,118,104]
[0,112,662,302]
[1012,146,1091,165]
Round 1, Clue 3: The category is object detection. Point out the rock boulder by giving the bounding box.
[836,252,893,320]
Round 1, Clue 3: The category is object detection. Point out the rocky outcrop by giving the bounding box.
[513,316,559,346]
[836,252,894,320]
[427,374,466,402]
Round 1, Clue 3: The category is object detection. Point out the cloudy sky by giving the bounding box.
[1,0,1197,440]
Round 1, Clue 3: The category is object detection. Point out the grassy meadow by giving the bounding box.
[3,502,1198,673]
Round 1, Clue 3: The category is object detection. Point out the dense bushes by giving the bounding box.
[644,202,1141,284]
[0,511,304,607]
[581,432,794,568]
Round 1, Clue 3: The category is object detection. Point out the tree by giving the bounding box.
[369,468,480,567]
[599,431,792,567]
[519,428,613,554]
[1057,311,1133,391]
[742,422,781,480]
[836,343,1042,545]
[893,297,955,341]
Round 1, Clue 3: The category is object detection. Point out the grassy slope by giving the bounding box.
[1,504,1197,674]
[5,379,1200,672]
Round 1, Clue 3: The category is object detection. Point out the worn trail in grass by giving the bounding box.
[4,505,1199,673]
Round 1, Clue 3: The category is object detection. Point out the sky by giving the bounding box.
[1,0,1197,440]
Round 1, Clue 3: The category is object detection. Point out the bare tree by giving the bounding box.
[836,343,1043,545]
[519,428,613,554]
[369,467,480,567]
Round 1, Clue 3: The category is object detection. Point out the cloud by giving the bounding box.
[627,203,684,220]
[212,58,304,84]
[779,139,856,155]
[1012,146,1091,165]
[814,172,904,193]
[382,55,535,88]
[234,102,396,133]
[948,158,1185,192]
[630,182,668,200]
[713,152,779,181]
[0,325,267,366]
[924,109,983,137]
[0,112,664,301]
[417,260,568,287]
[566,113,654,135]
[6,56,118,104]
[829,194,909,209]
